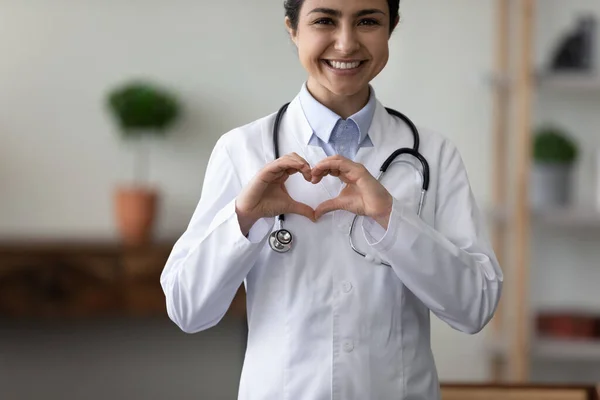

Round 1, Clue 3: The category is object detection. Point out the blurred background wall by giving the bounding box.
[1,0,600,398]
[0,0,494,239]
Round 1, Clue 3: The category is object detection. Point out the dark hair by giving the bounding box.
[284,0,400,35]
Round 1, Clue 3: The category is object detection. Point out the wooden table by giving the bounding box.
[441,383,600,400]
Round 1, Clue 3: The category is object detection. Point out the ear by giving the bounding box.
[285,17,298,46]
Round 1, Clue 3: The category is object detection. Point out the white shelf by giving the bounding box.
[532,207,600,229]
[488,206,600,229]
[533,338,600,361]
[536,71,600,93]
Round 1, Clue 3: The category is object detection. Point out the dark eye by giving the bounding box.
[358,18,380,26]
[313,18,334,25]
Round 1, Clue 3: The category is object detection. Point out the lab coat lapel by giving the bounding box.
[356,101,418,179]
[354,102,392,184]
[285,99,343,198]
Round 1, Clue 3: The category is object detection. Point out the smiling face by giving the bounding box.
[286,0,396,108]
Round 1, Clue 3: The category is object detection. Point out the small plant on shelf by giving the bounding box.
[533,125,578,165]
[531,124,578,209]
[107,80,181,185]
[105,79,182,245]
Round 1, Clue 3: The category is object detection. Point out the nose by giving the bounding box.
[334,25,360,55]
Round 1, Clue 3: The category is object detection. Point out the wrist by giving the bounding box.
[372,195,393,230]
[235,204,259,237]
[373,213,391,231]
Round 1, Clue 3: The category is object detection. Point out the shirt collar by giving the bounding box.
[298,82,377,145]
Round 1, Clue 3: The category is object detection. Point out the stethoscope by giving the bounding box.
[268,102,430,267]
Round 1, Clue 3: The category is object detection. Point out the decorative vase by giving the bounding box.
[530,163,573,209]
[115,186,158,245]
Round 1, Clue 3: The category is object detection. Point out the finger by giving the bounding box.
[315,198,348,220]
[311,168,328,184]
[285,152,311,166]
[288,201,316,222]
[263,158,308,183]
[310,169,343,184]
[282,166,312,184]
[283,153,312,182]
[312,157,353,181]
[311,165,348,184]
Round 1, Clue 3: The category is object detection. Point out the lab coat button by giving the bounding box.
[343,341,354,353]
[341,281,353,293]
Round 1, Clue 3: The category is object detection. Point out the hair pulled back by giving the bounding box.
[284,0,400,34]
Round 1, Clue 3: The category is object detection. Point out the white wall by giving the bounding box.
[0,0,500,394]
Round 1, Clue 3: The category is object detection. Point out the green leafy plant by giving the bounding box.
[106,80,181,184]
[533,125,578,164]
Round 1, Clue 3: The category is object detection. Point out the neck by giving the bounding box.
[306,79,370,119]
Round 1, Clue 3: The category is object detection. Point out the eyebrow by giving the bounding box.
[308,8,387,18]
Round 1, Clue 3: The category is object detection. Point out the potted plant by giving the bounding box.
[531,125,578,209]
[106,80,181,244]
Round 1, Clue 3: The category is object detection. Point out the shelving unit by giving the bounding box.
[533,338,600,361]
[490,206,600,229]
[536,72,600,92]
[489,0,600,384]
[532,207,600,229]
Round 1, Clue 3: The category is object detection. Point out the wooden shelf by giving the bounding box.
[0,240,247,320]
[441,383,600,400]
[484,333,600,363]
[533,338,600,361]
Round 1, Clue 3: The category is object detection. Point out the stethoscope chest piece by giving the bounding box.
[269,229,293,253]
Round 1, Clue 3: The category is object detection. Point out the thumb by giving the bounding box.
[288,201,316,222]
[314,198,344,220]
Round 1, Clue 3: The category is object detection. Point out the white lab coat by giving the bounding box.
[160,93,503,400]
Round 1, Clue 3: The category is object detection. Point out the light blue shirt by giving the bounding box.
[299,83,376,160]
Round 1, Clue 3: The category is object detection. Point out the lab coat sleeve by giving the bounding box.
[160,136,274,334]
[361,140,503,334]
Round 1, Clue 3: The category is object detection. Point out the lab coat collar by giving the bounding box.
[298,82,377,147]
[290,89,388,152]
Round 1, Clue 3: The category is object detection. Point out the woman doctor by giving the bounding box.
[160,0,503,399]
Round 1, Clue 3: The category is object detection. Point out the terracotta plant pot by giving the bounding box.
[115,186,159,245]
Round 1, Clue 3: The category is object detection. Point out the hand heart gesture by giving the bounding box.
[311,155,393,229]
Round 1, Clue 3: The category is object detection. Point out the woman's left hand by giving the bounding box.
[311,155,393,229]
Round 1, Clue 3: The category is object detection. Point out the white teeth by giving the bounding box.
[328,61,361,70]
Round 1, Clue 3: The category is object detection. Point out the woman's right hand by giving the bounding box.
[235,153,316,235]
